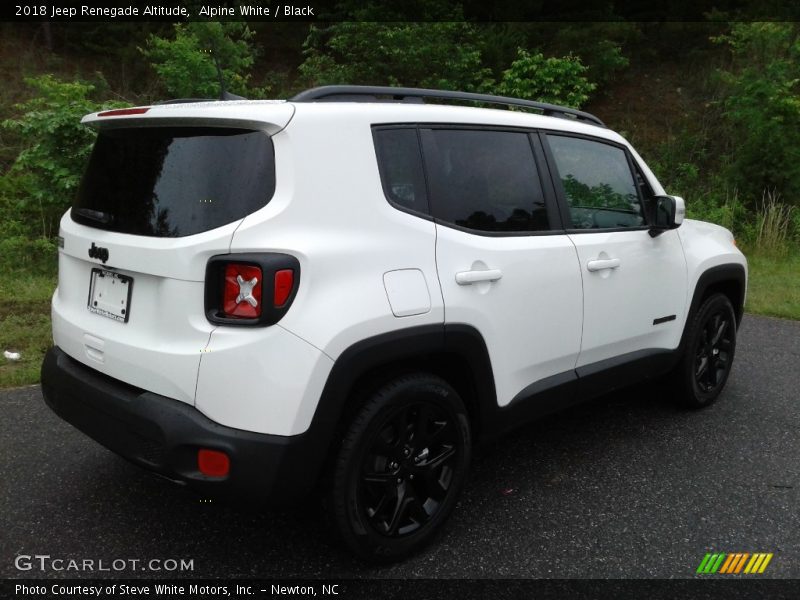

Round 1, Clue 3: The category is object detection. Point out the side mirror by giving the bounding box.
[649,195,685,237]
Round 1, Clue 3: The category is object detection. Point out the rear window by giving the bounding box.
[73,127,275,237]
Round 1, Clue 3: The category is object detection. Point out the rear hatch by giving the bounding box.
[52,102,294,404]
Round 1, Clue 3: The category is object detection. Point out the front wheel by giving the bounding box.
[674,293,738,408]
[328,373,471,562]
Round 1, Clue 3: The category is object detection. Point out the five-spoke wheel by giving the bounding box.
[328,373,471,562]
[359,401,459,537]
[675,293,738,407]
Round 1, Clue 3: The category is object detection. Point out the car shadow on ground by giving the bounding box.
[26,379,694,579]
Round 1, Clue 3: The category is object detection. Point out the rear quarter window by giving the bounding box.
[372,128,429,215]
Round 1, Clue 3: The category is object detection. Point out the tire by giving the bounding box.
[328,373,471,562]
[673,293,737,408]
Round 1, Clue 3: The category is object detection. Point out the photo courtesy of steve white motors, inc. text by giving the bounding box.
[14,583,340,597]
[14,3,317,18]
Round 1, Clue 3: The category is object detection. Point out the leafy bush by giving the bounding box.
[299,6,491,91]
[0,235,56,273]
[715,23,800,208]
[1,75,128,238]
[685,190,754,241]
[585,39,631,86]
[141,23,258,98]
[477,23,532,78]
[497,49,595,108]
[547,22,637,87]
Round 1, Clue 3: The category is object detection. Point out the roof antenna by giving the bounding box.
[209,37,246,101]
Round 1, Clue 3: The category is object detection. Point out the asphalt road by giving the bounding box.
[1,315,798,580]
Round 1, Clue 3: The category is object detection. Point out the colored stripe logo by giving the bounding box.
[696,552,773,574]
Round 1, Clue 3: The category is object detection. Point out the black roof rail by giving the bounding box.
[290,85,605,128]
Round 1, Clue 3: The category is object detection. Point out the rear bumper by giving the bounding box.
[41,346,317,504]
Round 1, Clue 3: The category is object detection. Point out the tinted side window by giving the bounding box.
[547,135,644,230]
[373,128,428,214]
[421,129,549,233]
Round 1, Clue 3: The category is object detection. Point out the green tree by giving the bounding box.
[715,23,800,207]
[547,22,636,87]
[299,2,491,91]
[141,23,258,99]
[1,75,128,238]
[497,49,595,108]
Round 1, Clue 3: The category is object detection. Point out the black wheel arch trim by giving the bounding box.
[302,324,497,486]
[683,263,746,342]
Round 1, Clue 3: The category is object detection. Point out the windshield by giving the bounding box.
[73,127,275,237]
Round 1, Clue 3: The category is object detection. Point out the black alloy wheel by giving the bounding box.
[329,373,471,562]
[359,401,459,537]
[694,308,734,394]
[675,293,738,408]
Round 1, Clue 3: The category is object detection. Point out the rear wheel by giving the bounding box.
[328,373,471,562]
[674,293,737,408]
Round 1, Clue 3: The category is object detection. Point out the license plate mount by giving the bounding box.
[87,268,133,323]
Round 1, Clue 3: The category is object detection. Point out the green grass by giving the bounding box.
[0,266,56,388]
[744,251,800,320]
[0,251,797,390]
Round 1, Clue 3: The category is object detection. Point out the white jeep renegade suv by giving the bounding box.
[41,86,747,561]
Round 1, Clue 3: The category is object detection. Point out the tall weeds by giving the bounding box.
[755,190,794,256]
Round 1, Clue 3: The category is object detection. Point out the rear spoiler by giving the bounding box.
[82,101,295,136]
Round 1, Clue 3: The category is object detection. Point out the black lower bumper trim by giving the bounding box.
[41,346,315,504]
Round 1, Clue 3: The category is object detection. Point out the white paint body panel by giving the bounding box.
[434,226,583,407]
[678,219,748,318]
[570,228,688,367]
[194,325,333,436]
[228,108,445,366]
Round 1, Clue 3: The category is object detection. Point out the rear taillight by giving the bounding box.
[274,269,294,307]
[205,253,300,326]
[223,264,263,318]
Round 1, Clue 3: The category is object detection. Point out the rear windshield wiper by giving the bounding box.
[72,207,113,224]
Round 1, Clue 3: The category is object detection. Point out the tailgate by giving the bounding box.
[52,103,294,404]
[52,216,229,405]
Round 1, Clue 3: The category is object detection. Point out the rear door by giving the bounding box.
[53,116,286,404]
[423,127,583,408]
[542,132,687,371]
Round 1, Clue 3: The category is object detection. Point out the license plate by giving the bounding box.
[87,268,133,323]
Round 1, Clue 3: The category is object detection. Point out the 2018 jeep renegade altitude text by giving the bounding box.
[41,86,747,561]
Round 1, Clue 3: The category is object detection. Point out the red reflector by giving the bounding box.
[97,107,150,117]
[223,264,262,318]
[197,449,230,477]
[274,269,294,307]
